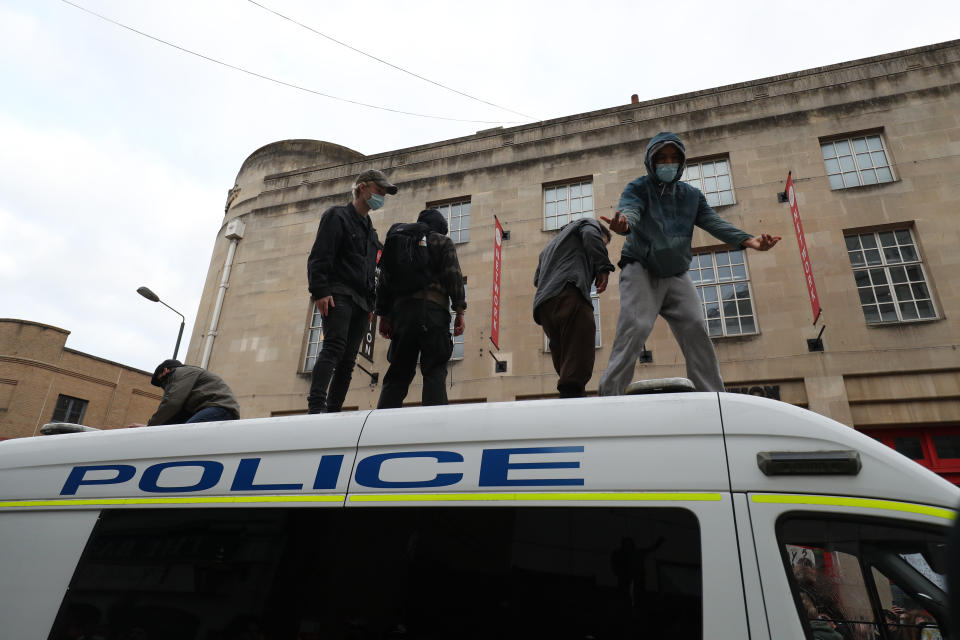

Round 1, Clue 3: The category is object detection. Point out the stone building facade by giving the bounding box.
[0,319,160,439]
[186,41,960,481]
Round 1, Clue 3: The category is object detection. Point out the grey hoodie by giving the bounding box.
[533,218,614,323]
[617,132,751,277]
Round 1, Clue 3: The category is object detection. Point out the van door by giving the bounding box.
[747,497,953,640]
[346,397,751,639]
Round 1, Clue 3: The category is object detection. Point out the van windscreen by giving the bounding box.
[50,506,701,639]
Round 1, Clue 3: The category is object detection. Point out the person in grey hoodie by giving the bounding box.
[127,359,240,426]
[534,218,614,398]
[599,132,780,394]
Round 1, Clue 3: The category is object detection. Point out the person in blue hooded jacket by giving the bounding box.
[599,132,780,395]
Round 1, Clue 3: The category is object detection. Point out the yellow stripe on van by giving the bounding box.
[0,495,346,508]
[349,492,723,503]
[750,494,956,521]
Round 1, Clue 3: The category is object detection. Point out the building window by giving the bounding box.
[682,158,734,207]
[303,305,324,372]
[51,394,88,424]
[450,285,466,360]
[544,285,601,351]
[864,426,960,484]
[543,180,593,231]
[845,228,936,324]
[821,134,894,189]
[690,249,757,337]
[431,199,471,244]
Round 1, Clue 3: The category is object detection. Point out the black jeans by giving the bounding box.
[377,299,453,409]
[307,293,368,413]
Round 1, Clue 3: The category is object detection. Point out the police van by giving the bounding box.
[0,392,955,639]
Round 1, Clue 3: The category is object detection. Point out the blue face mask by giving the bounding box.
[655,163,680,183]
[367,193,385,210]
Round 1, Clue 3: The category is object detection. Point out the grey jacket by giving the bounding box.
[533,218,614,324]
[147,365,240,426]
[617,131,752,277]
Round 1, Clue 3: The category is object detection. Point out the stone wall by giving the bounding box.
[185,40,960,429]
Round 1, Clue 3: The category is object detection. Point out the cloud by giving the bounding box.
[3,0,960,377]
[0,114,222,371]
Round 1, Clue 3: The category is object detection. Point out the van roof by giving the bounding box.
[0,394,956,510]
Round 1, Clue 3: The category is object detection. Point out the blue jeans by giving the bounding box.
[186,406,238,424]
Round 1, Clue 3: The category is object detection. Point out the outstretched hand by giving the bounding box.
[742,233,781,251]
[599,211,629,234]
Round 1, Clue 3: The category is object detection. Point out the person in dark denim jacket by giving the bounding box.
[599,132,780,394]
[306,169,396,413]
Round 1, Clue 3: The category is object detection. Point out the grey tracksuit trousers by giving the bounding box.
[599,261,724,395]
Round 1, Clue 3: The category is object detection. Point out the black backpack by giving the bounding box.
[380,222,433,295]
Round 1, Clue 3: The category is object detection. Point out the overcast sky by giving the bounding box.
[2,0,958,373]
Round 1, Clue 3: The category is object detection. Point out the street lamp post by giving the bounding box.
[137,286,186,360]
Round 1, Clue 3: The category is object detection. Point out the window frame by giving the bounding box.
[682,155,736,208]
[862,426,960,484]
[820,132,895,190]
[51,393,88,424]
[428,197,471,245]
[690,248,759,338]
[844,227,938,325]
[301,302,325,373]
[542,177,595,231]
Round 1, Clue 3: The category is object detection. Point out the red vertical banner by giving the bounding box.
[786,173,822,324]
[490,216,504,349]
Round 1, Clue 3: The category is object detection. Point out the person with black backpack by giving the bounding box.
[375,208,466,408]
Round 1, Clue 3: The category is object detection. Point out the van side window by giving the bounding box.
[50,506,702,639]
[778,516,950,640]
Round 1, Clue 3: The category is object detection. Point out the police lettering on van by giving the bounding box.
[60,446,585,495]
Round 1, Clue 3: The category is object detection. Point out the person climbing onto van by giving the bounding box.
[533,218,614,398]
[599,131,781,395]
[306,169,396,413]
[127,359,240,426]
[375,208,466,408]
